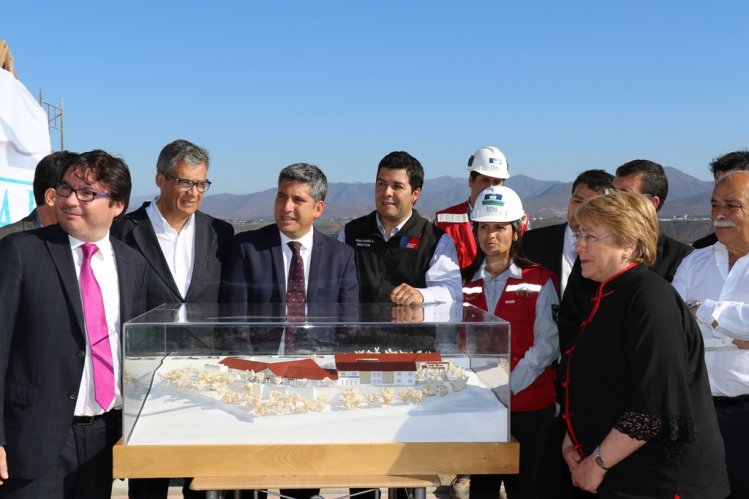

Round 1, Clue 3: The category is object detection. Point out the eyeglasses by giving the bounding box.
[55,183,112,202]
[573,232,613,245]
[164,173,212,192]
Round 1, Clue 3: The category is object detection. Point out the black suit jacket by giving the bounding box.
[0,209,40,239]
[520,222,567,298]
[111,203,234,309]
[221,224,359,305]
[0,224,148,479]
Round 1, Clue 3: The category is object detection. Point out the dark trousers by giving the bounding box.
[536,414,578,499]
[715,397,749,499]
[128,478,204,499]
[0,410,121,499]
[470,406,555,499]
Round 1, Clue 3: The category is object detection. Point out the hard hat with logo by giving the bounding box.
[471,185,525,223]
[467,146,510,179]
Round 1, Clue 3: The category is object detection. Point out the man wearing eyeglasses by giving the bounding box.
[111,139,233,499]
[0,150,148,498]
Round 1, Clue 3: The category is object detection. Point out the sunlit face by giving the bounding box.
[469,174,505,206]
[567,184,605,230]
[274,179,324,239]
[155,161,207,221]
[477,222,516,259]
[613,173,643,194]
[574,222,633,283]
[711,173,749,253]
[55,167,124,242]
[375,167,420,225]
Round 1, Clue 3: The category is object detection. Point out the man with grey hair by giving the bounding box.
[222,162,359,305]
[112,139,234,499]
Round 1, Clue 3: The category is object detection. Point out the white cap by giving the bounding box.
[471,186,525,223]
[467,146,510,179]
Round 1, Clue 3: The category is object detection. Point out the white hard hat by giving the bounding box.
[471,186,525,223]
[467,146,510,179]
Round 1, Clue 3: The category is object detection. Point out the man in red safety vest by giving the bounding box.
[435,146,529,272]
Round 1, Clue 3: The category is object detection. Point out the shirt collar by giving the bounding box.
[147,198,195,234]
[279,226,315,250]
[479,260,521,280]
[376,211,412,239]
[68,233,113,255]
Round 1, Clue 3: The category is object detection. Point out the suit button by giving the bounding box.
[68,392,78,400]
[76,350,85,359]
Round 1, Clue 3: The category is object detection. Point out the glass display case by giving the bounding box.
[115,302,516,481]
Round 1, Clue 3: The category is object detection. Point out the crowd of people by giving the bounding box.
[0,141,747,499]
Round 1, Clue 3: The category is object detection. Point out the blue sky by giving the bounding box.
[5,1,748,196]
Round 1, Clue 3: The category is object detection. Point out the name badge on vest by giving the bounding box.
[354,237,376,248]
[399,235,421,249]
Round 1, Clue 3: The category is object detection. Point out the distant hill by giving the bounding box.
[130,166,714,221]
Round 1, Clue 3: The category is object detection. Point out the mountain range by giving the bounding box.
[130,167,715,221]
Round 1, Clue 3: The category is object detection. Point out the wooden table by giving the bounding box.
[114,441,519,498]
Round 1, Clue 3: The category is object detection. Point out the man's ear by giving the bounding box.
[44,187,56,207]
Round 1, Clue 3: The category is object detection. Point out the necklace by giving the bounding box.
[484,262,509,278]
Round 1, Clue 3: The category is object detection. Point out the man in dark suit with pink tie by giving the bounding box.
[0,150,148,498]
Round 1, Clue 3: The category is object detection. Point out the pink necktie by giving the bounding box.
[80,243,115,410]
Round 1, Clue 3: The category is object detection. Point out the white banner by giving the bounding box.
[0,68,51,226]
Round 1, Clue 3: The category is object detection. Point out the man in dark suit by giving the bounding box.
[521,169,615,300]
[111,139,234,499]
[0,150,148,498]
[0,150,77,238]
[610,159,693,280]
[222,162,358,499]
[222,162,359,306]
[112,139,234,309]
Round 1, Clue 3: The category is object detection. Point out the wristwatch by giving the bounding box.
[594,446,611,471]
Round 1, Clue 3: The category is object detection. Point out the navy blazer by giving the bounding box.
[221,224,359,305]
[111,203,234,308]
[0,224,148,479]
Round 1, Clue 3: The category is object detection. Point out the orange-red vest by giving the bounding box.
[463,265,557,412]
[435,202,476,270]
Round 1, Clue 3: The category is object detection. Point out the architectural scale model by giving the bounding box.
[160,352,470,417]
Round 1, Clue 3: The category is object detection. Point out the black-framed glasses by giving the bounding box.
[164,173,212,193]
[55,183,112,202]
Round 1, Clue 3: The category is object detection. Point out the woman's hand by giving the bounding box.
[562,432,582,473]
[571,454,607,494]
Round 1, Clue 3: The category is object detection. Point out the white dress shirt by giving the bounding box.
[337,212,463,304]
[146,199,196,298]
[70,234,122,416]
[470,261,560,395]
[561,224,577,297]
[279,227,314,293]
[672,242,749,396]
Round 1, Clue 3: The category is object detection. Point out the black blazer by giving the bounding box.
[111,203,234,309]
[0,224,148,479]
[221,224,359,305]
[0,209,40,239]
[520,222,567,298]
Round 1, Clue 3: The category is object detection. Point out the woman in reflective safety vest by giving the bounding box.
[462,186,560,499]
